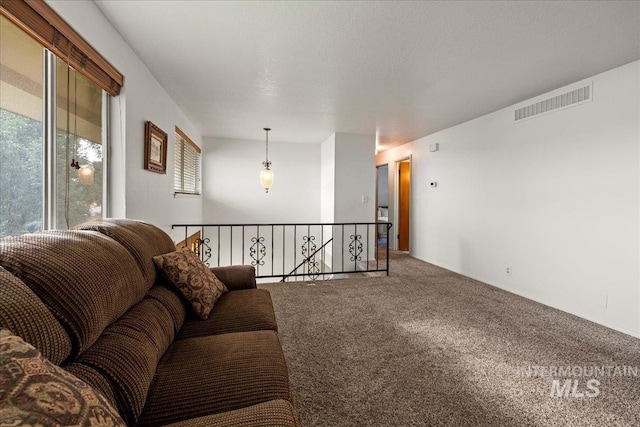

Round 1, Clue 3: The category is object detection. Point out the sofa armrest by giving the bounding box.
[210,265,256,290]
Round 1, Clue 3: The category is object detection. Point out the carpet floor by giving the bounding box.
[260,252,640,427]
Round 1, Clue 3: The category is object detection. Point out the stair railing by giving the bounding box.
[171,222,393,282]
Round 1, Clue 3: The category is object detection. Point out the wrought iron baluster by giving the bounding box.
[366,224,369,272]
[386,223,391,276]
[321,225,324,278]
[195,237,212,266]
[250,231,266,267]
[349,232,363,263]
[376,223,379,271]
[230,226,233,265]
[301,233,319,281]
[341,225,345,273]
[217,225,221,267]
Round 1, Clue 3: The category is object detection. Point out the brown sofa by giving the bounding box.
[0,219,300,426]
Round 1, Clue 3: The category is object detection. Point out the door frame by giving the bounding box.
[375,163,389,222]
[394,156,411,251]
[375,163,389,247]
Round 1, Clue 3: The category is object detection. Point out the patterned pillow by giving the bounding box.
[0,328,126,427]
[153,248,228,320]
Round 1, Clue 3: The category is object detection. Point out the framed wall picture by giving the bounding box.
[144,121,168,174]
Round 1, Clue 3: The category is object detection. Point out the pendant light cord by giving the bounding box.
[73,69,78,168]
[263,127,271,168]
[65,65,71,228]
[64,65,79,228]
[265,130,269,163]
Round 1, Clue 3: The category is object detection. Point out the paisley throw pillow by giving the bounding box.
[0,328,126,427]
[153,248,228,319]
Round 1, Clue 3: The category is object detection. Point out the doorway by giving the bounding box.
[375,165,389,247]
[397,159,411,251]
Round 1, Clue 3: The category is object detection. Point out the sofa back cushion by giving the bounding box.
[75,219,177,288]
[0,230,147,357]
[74,297,176,426]
[146,281,187,334]
[0,266,72,365]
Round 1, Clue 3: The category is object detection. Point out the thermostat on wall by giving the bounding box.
[429,143,439,152]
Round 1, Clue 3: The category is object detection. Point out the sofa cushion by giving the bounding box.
[0,329,126,427]
[63,362,118,407]
[146,281,187,335]
[0,230,147,357]
[75,219,177,288]
[153,248,228,320]
[0,266,72,365]
[75,297,176,426]
[138,331,293,426]
[178,289,277,339]
[162,400,299,427]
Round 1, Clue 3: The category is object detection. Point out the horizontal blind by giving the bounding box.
[174,127,201,194]
[0,0,123,96]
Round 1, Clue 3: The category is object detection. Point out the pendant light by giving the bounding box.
[77,160,94,185]
[77,164,94,185]
[260,127,274,193]
[67,66,94,186]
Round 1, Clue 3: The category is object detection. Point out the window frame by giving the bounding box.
[45,49,109,230]
[173,127,201,196]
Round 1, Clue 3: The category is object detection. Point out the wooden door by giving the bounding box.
[398,161,410,251]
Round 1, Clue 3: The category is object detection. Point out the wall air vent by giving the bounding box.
[515,83,592,122]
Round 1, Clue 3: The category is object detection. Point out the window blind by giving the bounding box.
[0,0,123,96]
[174,127,201,195]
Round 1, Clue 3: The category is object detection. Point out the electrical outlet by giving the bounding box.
[505,265,512,277]
[596,294,608,309]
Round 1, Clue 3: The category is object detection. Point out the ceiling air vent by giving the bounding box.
[515,83,592,122]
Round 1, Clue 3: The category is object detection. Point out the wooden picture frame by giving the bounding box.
[144,121,167,174]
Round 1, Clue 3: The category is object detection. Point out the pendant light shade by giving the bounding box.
[260,167,273,191]
[260,128,273,193]
[78,163,94,186]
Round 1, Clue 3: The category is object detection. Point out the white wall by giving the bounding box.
[48,1,203,240]
[334,133,376,223]
[320,134,336,223]
[377,61,640,337]
[202,138,321,224]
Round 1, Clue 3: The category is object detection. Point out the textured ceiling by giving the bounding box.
[94,0,640,150]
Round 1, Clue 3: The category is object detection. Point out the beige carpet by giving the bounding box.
[260,252,640,427]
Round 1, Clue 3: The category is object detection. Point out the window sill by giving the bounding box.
[174,192,202,199]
